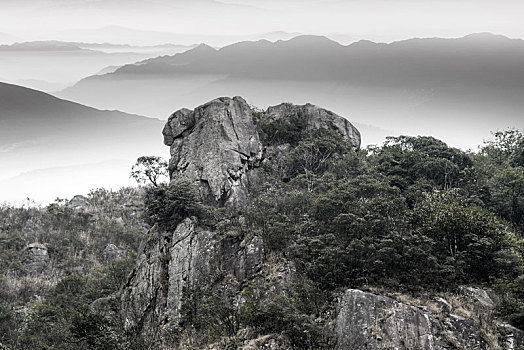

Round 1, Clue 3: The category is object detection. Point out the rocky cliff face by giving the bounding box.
[122,97,360,346]
[162,97,263,207]
[121,97,521,349]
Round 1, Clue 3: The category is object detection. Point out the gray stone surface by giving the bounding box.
[121,218,218,340]
[68,195,89,210]
[23,243,49,273]
[335,289,497,350]
[163,96,361,207]
[336,289,442,350]
[102,243,125,264]
[498,322,524,350]
[163,97,263,207]
[264,102,361,150]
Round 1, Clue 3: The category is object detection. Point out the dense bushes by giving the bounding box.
[144,177,206,231]
[243,128,524,331]
[1,126,523,348]
[19,256,135,350]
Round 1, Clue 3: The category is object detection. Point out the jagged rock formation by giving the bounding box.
[162,97,263,207]
[162,96,360,207]
[123,97,360,345]
[336,288,524,349]
[121,219,217,339]
[121,97,522,349]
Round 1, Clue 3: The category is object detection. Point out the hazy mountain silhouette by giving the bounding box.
[59,33,524,149]
[53,26,302,46]
[0,41,194,92]
[95,33,524,85]
[0,82,166,203]
[0,41,86,51]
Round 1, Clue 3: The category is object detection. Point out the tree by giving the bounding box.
[369,136,473,206]
[287,129,351,191]
[481,129,524,168]
[490,166,524,233]
[130,156,168,187]
[413,189,507,283]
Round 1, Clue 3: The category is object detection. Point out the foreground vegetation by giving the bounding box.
[0,128,523,349]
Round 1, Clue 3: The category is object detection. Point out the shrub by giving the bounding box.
[144,178,204,231]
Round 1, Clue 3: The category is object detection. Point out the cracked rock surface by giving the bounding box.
[162,96,361,207]
[335,289,524,350]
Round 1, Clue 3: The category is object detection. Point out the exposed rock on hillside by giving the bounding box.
[336,289,524,350]
[23,243,49,273]
[162,96,360,207]
[123,97,360,345]
[121,97,522,349]
[163,97,263,207]
[68,195,89,210]
[264,103,360,150]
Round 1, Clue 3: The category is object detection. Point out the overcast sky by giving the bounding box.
[0,0,523,44]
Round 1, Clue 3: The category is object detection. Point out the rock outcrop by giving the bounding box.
[335,289,524,350]
[162,97,263,207]
[123,97,361,345]
[162,97,360,207]
[264,103,360,149]
[68,195,89,210]
[102,243,125,264]
[122,96,523,349]
[23,243,49,273]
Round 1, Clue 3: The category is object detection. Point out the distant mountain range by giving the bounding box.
[0,41,87,51]
[100,33,524,85]
[51,26,302,46]
[58,33,524,150]
[0,40,195,92]
[0,82,165,203]
[0,40,197,52]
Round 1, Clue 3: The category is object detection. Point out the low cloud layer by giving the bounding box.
[0,0,523,44]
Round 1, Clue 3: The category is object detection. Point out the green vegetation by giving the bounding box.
[0,188,145,349]
[0,128,523,349]
[175,128,524,348]
[143,177,207,231]
[130,156,168,187]
[241,129,524,336]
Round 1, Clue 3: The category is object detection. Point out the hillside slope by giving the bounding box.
[121,97,524,349]
[0,82,166,203]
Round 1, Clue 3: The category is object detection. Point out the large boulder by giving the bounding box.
[335,289,490,350]
[162,97,361,207]
[163,97,263,207]
[264,102,361,150]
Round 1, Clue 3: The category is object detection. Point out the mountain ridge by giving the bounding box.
[0,82,165,203]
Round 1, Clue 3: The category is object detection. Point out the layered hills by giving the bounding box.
[0,82,165,203]
[59,33,524,149]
